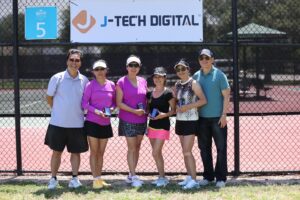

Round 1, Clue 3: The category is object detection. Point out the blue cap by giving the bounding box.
[199,49,213,57]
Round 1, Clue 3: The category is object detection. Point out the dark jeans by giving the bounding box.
[197,117,228,182]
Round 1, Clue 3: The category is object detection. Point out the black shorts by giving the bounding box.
[84,121,113,139]
[175,120,198,136]
[44,124,88,153]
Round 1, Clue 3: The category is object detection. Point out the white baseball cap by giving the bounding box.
[126,56,141,66]
[93,60,107,69]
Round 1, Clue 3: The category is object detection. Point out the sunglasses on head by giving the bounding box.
[69,58,81,63]
[175,67,187,73]
[69,49,82,54]
[67,49,83,59]
[128,63,140,68]
[94,67,106,71]
[199,55,211,61]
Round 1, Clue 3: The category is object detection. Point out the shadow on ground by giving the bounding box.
[1,175,299,199]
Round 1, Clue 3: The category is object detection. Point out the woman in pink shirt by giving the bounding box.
[116,55,147,187]
[82,60,116,189]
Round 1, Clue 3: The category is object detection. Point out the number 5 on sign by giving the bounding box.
[37,22,46,38]
[25,7,57,40]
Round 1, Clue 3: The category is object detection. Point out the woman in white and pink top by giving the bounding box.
[116,55,147,187]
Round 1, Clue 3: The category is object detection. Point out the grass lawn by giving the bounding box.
[0,175,299,200]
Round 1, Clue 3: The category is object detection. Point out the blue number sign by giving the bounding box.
[25,6,57,40]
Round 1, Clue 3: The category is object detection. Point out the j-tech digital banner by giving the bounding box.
[70,0,203,43]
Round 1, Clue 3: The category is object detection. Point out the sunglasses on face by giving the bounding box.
[199,56,211,61]
[93,67,106,71]
[128,63,140,68]
[153,75,165,79]
[69,58,81,63]
[175,67,187,73]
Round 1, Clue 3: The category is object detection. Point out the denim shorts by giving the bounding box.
[118,119,147,137]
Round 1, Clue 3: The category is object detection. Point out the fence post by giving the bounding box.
[231,0,240,176]
[13,0,22,176]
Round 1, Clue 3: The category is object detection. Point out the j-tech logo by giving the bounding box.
[72,10,96,33]
[72,10,200,34]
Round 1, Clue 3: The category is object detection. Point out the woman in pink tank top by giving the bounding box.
[82,59,116,189]
[116,55,147,187]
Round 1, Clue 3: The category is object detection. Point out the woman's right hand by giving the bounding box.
[134,109,145,116]
[176,105,190,113]
[95,109,109,118]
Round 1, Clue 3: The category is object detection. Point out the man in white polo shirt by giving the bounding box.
[45,49,89,189]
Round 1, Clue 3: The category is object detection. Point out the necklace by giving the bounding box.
[153,87,165,98]
[180,77,191,85]
[154,86,165,92]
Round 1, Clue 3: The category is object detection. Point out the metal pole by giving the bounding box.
[13,0,22,175]
[255,47,260,98]
[231,0,240,176]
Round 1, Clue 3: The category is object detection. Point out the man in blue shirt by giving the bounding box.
[193,49,230,188]
[45,49,89,189]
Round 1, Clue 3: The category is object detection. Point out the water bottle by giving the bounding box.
[103,107,111,117]
[150,108,159,118]
[137,102,144,110]
[178,98,185,107]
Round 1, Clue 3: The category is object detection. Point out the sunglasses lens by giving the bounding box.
[94,68,105,71]
[129,63,139,68]
[176,67,186,72]
[199,56,210,61]
[69,59,80,62]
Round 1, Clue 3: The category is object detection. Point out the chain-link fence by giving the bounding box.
[0,0,299,175]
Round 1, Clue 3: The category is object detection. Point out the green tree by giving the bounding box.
[0,13,24,42]
[204,0,300,43]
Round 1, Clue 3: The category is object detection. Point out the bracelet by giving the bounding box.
[95,109,101,115]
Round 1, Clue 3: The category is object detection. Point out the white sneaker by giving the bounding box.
[156,177,169,187]
[182,179,200,190]
[68,177,82,188]
[131,176,143,187]
[178,176,192,186]
[216,181,226,188]
[151,177,159,185]
[48,177,58,189]
[125,175,132,183]
[198,179,212,186]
